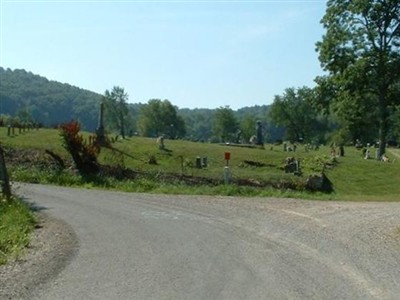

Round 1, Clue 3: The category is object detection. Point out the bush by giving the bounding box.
[59,121,100,174]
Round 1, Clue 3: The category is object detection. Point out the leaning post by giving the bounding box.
[0,146,12,200]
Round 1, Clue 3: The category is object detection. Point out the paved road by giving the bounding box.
[17,184,400,299]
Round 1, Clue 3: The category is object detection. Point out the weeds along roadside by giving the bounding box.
[0,196,37,265]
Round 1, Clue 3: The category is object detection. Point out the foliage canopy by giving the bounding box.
[316,0,400,154]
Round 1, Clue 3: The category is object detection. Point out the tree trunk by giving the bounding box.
[378,118,388,159]
[377,88,389,159]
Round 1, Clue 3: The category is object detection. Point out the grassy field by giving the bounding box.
[1,127,399,201]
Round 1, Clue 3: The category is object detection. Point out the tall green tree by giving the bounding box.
[314,76,379,143]
[212,106,238,142]
[104,86,129,138]
[240,115,257,143]
[388,81,400,142]
[16,107,33,124]
[316,0,400,156]
[179,108,215,141]
[138,99,186,138]
[269,87,323,143]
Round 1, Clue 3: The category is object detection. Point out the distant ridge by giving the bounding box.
[0,67,101,130]
[0,67,282,141]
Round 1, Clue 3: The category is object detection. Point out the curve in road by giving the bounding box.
[10,184,400,299]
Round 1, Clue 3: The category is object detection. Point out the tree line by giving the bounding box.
[0,68,281,143]
[102,87,282,143]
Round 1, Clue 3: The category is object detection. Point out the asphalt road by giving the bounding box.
[16,184,400,299]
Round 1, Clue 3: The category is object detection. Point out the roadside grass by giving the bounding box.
[1,127,400,201]
[0,197,37,265]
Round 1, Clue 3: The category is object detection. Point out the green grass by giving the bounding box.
[1,127,400,201]
[0,128,66,152]
[325,147,400,201]
[0,197,37,265]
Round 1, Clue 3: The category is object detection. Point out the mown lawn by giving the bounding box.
[326,148,400,201]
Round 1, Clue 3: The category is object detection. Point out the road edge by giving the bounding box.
[0,212,79,299]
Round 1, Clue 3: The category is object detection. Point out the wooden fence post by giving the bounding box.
[0,146,11,200]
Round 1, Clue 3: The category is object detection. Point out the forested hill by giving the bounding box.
[0,67,101,130]
[1,67,280,141]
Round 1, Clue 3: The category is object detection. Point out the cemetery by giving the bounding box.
[1,123,399,201]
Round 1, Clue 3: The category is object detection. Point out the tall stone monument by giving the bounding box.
[96,101,106,145]
[256,120,263,146]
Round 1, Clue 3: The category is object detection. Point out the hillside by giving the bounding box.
[0,67,282,141]
[0,67,101,130]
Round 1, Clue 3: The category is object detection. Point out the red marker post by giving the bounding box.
[224,152,231,166]
[224,152,231,184]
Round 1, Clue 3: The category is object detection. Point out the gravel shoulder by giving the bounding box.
[0,212,79,300]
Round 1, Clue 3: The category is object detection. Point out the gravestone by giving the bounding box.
[201,156,208,168]
[249,135,257,145]
[339,145,345,156]
[375,148,381,160]
[364,149,370,159]
[284,157,297,173]
[157,136,165,150]
[196,156,202,168]
[305,173,333,192]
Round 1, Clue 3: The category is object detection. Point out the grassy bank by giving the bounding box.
[0,197,36,265]
[1,127,399,201]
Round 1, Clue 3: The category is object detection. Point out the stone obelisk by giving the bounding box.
[96,100,106,145]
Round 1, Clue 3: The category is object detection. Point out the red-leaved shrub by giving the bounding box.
[59,121,100,174]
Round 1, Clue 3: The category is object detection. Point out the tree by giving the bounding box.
[104,86,129,138]
[388,81,400,142]
[316,0,400,156]
[179,108,214,141]
[269,87,323,143]
[138,99,186,138]
[240,115,257,143]
[16,107,33,124]
[314,76,380,143]
[212,106,239,142]
[390,105,400,142]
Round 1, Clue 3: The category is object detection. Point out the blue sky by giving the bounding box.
[1,0,327,109]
